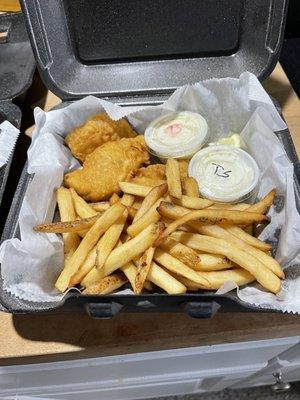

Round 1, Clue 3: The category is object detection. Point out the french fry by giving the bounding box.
[121,261,153,292]
[230,203,250,211]
[133,183,168,222]
[109,193,120,205]
[34,214,99,233]
[109,240,140,292]
[83,272,128,295]
[160,237,200,268]
[145,281,154,291]
[119,182,153,197]
[208,203,249,211]
[99,221,162,276]
[172,195,213,210]
[96,211,128,269]
[109,193,134,208]
[159,202,267,225]
[147,261,187,294]
[176,269,255,290]
[178,160,189,179]
[117,193,136,220]
[90,201,110,212]
[154,248,211,287]
[190,224,283,278]
[160,216,175,226]
[161,203,281,278]
[75,241,152,290]
[156,203,268,245]
[234,190,276,231]
[70,188,98,218]
[121,194,135,207]
[196,254,234,271]
[134,259,186,294]
[69,246,97,287]
[199,269,255,289]
[226,226,271,252]
[166,158,182,199]
[56,188,80,260]
[160,237,233,271]
[55,202,125,292]
[173,275,199,291]
[121,261,138,292]
[127,206,137,220]
[81,222,164,287]
[77,229,89,238]
[159,201,245,233]
[164,194,172,202]
[133,198,143,210]
[127,198,162,237]
[171,232,281,294]
[246,189,276,214]
[182,177,199,197]
[135,247,155,294]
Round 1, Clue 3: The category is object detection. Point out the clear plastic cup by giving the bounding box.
[188,145,260,203]
[144,111,209,162]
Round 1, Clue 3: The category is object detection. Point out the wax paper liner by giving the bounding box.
[0,72,299,312]
[0,121,19,168]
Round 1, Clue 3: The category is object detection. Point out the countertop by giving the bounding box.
[0,64,299,366]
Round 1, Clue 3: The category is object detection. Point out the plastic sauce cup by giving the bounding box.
[188,145,260,203]
[144,111,209,161]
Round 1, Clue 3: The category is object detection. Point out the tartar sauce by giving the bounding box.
[144,111,209,160]
[188,145,260,203]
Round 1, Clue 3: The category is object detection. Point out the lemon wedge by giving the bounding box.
[217,133,245,148]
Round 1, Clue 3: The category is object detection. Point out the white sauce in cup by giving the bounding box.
[188,145,260,203]
[145,111,209,160]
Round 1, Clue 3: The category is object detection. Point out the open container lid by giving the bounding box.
[0,12,35,238]
[0,12,35,128]
[21,0,288,104]
[0,12,35,104]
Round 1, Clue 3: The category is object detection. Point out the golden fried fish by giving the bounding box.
[130,164,166,187]
[65,113,137,162]
[129,160,189,187]
[64,136,149,201]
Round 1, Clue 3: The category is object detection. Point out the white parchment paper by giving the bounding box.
[0,121,19,168]
[0,72,300,311]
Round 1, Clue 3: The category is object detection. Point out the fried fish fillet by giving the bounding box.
[66,113,137,162]
[130,164,166,187]
[129,159,189,187]
[64,136,149,201]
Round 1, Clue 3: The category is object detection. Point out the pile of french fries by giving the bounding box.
[34,158,283,296]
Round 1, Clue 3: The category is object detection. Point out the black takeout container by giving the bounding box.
[0,12,35,236]
[1,0,299,318]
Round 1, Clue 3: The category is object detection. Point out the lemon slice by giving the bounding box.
[217,133,245,148]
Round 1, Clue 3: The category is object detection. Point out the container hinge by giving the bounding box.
[184,301,220,319]
[86,302,123,319]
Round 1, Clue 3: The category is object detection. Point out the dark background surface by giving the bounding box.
[280,0,300,97]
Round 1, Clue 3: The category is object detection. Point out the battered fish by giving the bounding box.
[130,164,166,187]
[130,160,189,187]
[64,136,149,201]
[66,113,137,162]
